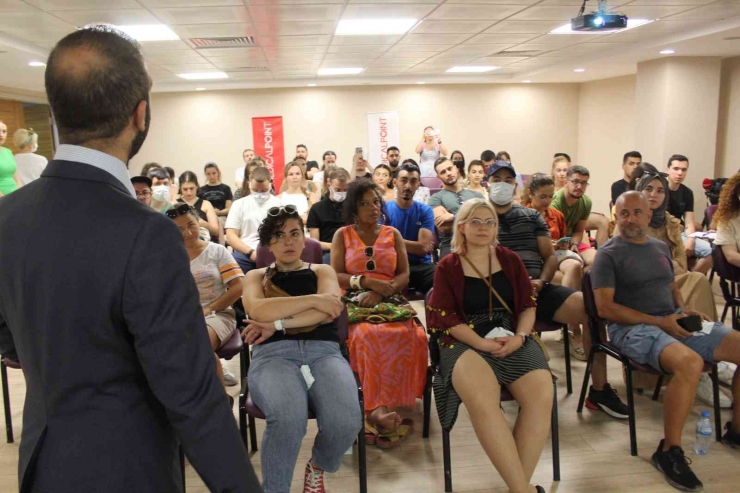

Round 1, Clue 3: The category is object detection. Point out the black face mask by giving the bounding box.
[453,160,463,166]
[128,98,151,162]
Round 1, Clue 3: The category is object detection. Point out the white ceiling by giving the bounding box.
[0,0,739,92]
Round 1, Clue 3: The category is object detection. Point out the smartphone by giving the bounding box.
[355,147,363,154]
[677,315,702,333]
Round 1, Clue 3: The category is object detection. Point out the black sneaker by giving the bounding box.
[585,383,629,419]
[536,487,546,493]
[652,439,703,492]
[722,421,740,449]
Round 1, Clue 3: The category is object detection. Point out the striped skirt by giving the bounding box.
[434,338,549,431]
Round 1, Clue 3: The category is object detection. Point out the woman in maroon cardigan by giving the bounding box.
[428,198,551,493]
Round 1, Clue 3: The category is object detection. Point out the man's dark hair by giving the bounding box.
[554,152,571,162]
[387,146,400,153]
[258,207,305,247]
[147,167,170,182]
[480,150,495,162]
[566,165,590,179]
[434,156,452,172]
[343,179,386,225]
[667,154,689,168]
[251,166,271,183]
[45,24,151,145]
[401,158,418,167]
[623,151,642,163]
[398,163,421,176]
[296,144,307,151]
[322,150,336,161]
[164,166,175,180]
[140,162,161,176]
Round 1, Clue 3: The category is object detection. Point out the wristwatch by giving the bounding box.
[518,334,527,345]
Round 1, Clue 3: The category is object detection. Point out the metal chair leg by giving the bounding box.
[442,429,452,493]
[712,365,723,442]
[551,379,560,482]
[423,367,432,439]
[562,326,572,394]
[239,406,247,449]
[625,366,638,456]
[248,415,258,453]
[652,375,665,401]
[1,361,12,444]
[358,384,367,493]
[577,345,596,413]
[179,445,186,493]
[721,305,729,325]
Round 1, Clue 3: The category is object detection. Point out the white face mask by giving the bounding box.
[330,187,346,203]
[152,185,169,202]
[251,191,270,204]
[489,182,515,206]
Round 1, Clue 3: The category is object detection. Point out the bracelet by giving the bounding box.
[518,334,527,345]
[350,275,364,290]
[274,319,285,332]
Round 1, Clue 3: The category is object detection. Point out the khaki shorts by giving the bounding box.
[205,309,237,347]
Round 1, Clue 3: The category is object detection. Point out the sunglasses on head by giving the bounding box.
[166,203,194,219]
[364,246,376,272]
[267,205,298,217]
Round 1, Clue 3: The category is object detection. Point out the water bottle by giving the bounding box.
[693,411,712,455]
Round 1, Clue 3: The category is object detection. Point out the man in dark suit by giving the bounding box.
[0,25,262,493]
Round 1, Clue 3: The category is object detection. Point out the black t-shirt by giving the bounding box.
[306,197,345,244]
[199,184,233,211]
[667,184,694,225]
[611,179,628,205]
[306,161,319,178]
[356,172,372,180]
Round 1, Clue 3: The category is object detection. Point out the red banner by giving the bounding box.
[252,116,285,193]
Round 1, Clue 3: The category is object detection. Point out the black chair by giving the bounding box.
[713,245,740,330]
[238,310,368,493]
[1,355,20,443]
[424,290,560,492]
[577,271,722,456]
[535,320,572,394]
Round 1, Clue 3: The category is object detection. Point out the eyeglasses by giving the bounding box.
[165,203,194,219]
[267,205,298,217]
[568,179,589,187]
[136,191,152,198]
[364,246,376,272]
[468,218,497,228]
[643,171,669,179]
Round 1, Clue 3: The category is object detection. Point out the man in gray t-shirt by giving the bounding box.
[590,191,740,492]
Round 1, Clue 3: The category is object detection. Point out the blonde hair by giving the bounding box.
[280,161,309,197]
[13,128,37,150]
[450,198,498,256]
[322,164,339,196]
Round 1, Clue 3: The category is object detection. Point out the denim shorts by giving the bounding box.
[608,320,733,372]
[681,232,713,259]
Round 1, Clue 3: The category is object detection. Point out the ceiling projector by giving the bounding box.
[571,0,628,32]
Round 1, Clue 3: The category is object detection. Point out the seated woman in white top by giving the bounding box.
[12,128,47,186]
[168,203,244,388]
[279,161,313,222]
[714,173,740,267]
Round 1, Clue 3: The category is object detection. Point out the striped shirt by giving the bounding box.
[54,144,136,197]
[190,242,243,308]
[497,205,550,278]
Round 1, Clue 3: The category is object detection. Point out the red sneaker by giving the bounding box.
[303,461,326,493]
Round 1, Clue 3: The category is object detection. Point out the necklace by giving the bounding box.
[274,261,305,273]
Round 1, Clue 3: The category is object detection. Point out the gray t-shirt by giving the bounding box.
[428,188,485,244]
[590,235,676,318]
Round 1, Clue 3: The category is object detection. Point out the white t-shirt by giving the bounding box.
[225,194,281,250]
[715,215,740,250]
[280,191,310,216]
[14,152,48,186]
[235,166,246,184]
[190,242,244,308]
[312,170,324,185]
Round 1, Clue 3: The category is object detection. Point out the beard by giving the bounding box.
[389,159,399,168]
[128,98,151,162]
[621,224,645,240]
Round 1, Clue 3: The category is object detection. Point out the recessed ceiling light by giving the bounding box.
[307,83,317,87]
[116,24,180,42]
[660,49,675,55]
[28,61,45,67]
[317,68,364,76]
[195,87,206,91]
[446,66,498,73]
[522,80,532,83]
[177,72,228,80]
[550,18,652,34]
[335,19,419,36]
[417,81,426,84]
[574,68,586,72]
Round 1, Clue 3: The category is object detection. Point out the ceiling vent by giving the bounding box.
[495,49,541,57]
[187,36,257,49]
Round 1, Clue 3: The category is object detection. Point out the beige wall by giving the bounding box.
[717,56,740,178]
[577,75,637,213]
[131,83,581,190]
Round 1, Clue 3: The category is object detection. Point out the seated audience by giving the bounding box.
[235,148,255,190]
[611,151,642,205]
[280,161,314,222]
[416,126,447,177]
[311,150,337,186]
[714,173,740,267]
[387,146,400,180]
[178,171,220,241]
[241,206,362,493]
[296,144,320,180]
[307,168,350,265]
[430,157,485,259]
[551,156,570,193]
[147,167,174,214]
[373,164,395,202]
[131,176,152,207]
[201,162,233,218]
[385,163,436,293]
[427,198,551,493]
[450,150,466,180]
[167,203,243,387]
[225,167,281,273]
[480,149,496,174]
[592,191,740,492]
[13,128,47,186]
[465,160,487,195]
[489,162,627,416]
[665,154,713,274]
[331,180,428,448]
[551,166,598,268]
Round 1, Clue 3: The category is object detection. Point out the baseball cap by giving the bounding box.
[131,175,152,188]
[486,160,517,180]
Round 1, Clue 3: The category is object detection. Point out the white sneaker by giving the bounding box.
[222,363,239,387]
[717,362,736,386]
[696,373,732,409]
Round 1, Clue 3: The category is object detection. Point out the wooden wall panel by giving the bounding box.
[0,99,26,153]
[23,105,54,161]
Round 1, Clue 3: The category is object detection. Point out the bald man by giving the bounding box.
[0,25,261,493]
[591,191,740,492]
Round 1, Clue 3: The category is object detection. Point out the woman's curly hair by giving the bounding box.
[257,207,304,246]
[712,173,740,229]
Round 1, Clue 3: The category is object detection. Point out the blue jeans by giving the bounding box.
[681,232,713,259]
[322,251,331,265]
[233,251,256,273]
[248,340,362,493]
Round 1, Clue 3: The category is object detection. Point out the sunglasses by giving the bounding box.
[364,246,376,272]
[455,192,464,205]
[165,203,194,219]
[267,205,298,217]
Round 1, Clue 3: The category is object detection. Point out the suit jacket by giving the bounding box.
[0,160,262,493]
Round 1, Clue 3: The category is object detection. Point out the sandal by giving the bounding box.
[376,420,413,450]
[364,420,379,445]
[569,342,587,361]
